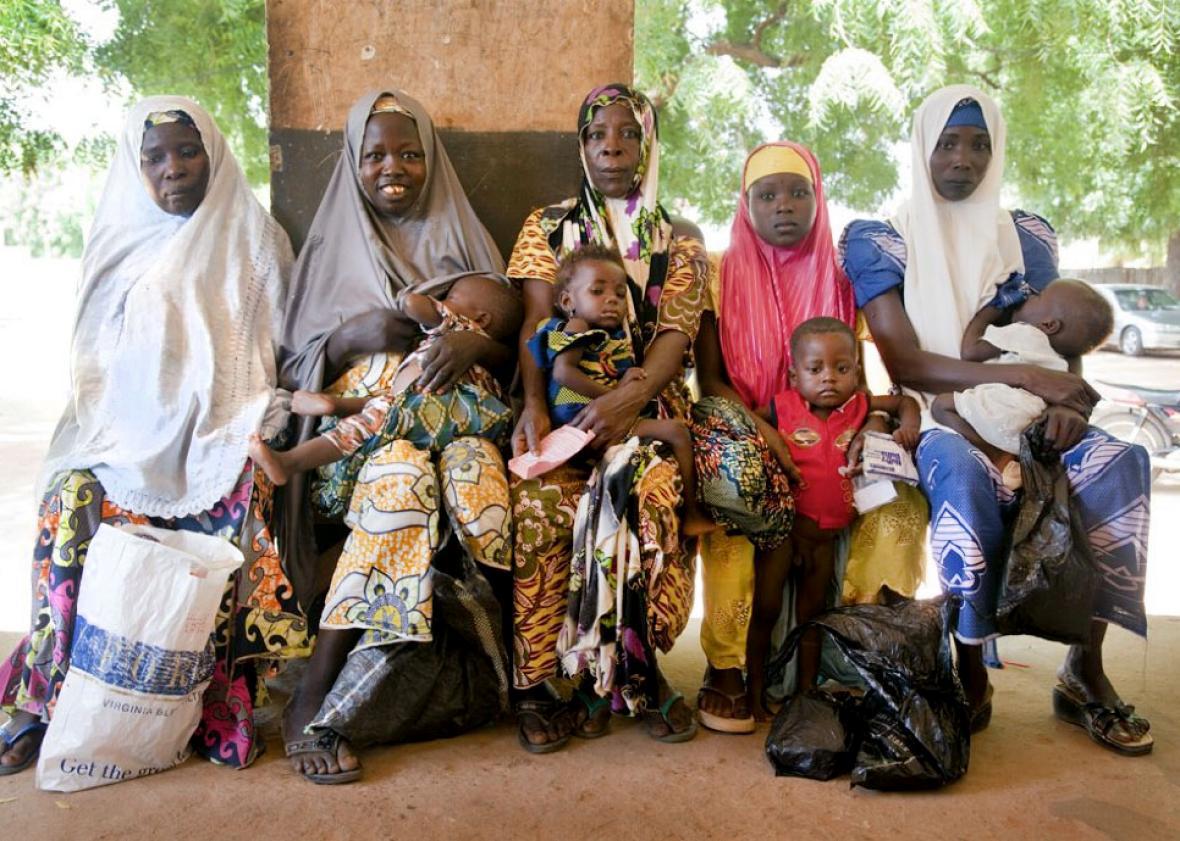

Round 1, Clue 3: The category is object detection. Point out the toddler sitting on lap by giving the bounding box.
[250,274,521,485]
[746,316,921,719]
[528,244,713,535]
[931,279,1113,489]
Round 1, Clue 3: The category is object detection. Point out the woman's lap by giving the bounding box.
[918,427,1150,641]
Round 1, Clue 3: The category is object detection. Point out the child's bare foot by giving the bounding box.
[248,434,290,486]
[750,697,776,723]
[291,389,337,417]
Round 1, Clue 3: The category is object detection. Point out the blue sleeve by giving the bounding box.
[526,317,609,372]
[986,211,1060,309]
[839,220,907,308]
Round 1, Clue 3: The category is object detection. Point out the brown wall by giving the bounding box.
[267,0,634,254]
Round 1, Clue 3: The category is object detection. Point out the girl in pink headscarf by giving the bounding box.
[691,141,856,731]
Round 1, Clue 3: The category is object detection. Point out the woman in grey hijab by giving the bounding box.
[277,90,513,784]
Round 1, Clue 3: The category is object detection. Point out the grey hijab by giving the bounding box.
[279,88,505,392]
[275,89,505,608]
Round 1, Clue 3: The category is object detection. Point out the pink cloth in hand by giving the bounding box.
[508,426,596,479]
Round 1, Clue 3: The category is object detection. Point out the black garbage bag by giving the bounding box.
[766,594,970,790]
[310,548,510,747]
[995,422,1099,644]
[765,690,859,780]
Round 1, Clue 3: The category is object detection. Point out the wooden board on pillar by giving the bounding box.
[267,0,635,255]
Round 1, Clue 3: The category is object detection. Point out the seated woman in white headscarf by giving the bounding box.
[276,90,516,784]
[0,98,306,776]
[841,85,1152,756]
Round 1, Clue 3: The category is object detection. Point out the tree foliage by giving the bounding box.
[636,0,1180,260]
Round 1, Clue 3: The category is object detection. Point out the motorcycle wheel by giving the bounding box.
[1091,406,1169,483]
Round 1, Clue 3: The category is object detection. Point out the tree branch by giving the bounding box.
[704,3,805,69]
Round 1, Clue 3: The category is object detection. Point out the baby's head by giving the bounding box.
[554,244,629,330]
[443,274,523,342]
[789,317,859,409]
[1014,279,1113,358]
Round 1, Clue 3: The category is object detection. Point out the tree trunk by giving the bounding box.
[1168,229,1180,297]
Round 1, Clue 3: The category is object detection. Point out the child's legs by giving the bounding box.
[930,393,1009,465]
[792,519,837,691]
[747,537,792,716]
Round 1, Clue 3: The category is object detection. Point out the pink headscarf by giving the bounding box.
[719,141,855,409]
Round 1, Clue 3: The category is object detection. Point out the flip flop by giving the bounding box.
[0,719,47,776]
[515,699,571,754]
[1052,684,1153,757]
[572,689,612,739]
[696,686,756,735]
[284,728,363,784]
[644,692,698,743]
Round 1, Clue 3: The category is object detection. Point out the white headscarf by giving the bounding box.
[892,85,1024,365]
[38,96,293,518]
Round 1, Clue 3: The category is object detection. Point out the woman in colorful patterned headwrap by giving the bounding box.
[276,90,515,783]
[841,85,1152,754]
[0,98,308,775]
[690,142,855,732]
[508,83,707,752]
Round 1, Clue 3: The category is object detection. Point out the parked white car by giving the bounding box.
[1090,283,1180,356]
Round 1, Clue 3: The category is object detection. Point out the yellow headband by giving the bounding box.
[743,146,811,193]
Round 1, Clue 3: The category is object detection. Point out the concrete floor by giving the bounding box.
[1,616,1176,841]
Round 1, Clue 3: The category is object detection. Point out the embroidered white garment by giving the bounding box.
[890,85,1025,423]
[38,96,293,517]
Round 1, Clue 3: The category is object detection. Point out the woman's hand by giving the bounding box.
[512,401,552,457]
[416,331,491,394]
[1041,405,1090,452]
[571,379,650,448]
[1018,366,1101,417]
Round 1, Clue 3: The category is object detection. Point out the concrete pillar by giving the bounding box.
[267,0,635,255]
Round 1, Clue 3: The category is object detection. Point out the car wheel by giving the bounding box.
[1091,406,1168,483]
[1119,326,1143,356]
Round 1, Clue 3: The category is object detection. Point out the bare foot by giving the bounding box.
[248,434,290,486]
[291,389,337,417]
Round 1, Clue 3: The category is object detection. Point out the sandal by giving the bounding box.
[696,686,755,735]
[644,692,698,744]
[0,719,47,776]
[572,689,612,739]
[1052,684,1153,757]
[283,728,362,784]
[515,699,571,754]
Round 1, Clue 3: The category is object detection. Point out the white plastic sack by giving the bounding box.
[37,523,243,792]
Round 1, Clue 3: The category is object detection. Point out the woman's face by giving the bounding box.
[929,126,992,201]
[140,123,210,217]
[582,102,642,199]
[747,172,817,248]
[359,112,427,217]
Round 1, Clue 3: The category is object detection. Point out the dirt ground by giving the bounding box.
[1,617,1177,841]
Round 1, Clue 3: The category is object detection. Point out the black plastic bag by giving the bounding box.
[765,690,859,780]
[310,549,510,747]
[766,594,970,790]
[995,423,1099,644]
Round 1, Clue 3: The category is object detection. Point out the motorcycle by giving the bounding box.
[1092,380,1180,483]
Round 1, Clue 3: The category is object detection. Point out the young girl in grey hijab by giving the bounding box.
[276,90,514,784]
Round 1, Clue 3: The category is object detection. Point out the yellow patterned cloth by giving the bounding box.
[314,356,512,650]
[698,529,755,670]
[842,481,929,605]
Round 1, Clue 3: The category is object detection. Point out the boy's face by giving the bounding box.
[561,260,628,329]
[789,332,859,409]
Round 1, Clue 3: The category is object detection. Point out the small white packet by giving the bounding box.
[859,431,919,485]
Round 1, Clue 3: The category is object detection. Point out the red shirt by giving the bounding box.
[772,389,868,531]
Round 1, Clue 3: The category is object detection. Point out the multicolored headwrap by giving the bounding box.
[551,83,671,357]
[719,141,855,409]
[143,109,199,134]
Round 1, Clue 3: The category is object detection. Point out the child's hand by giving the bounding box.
[845,432,868,477]
[620,367,648,386]
[893,420,920,451]
[763,427,804,486]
